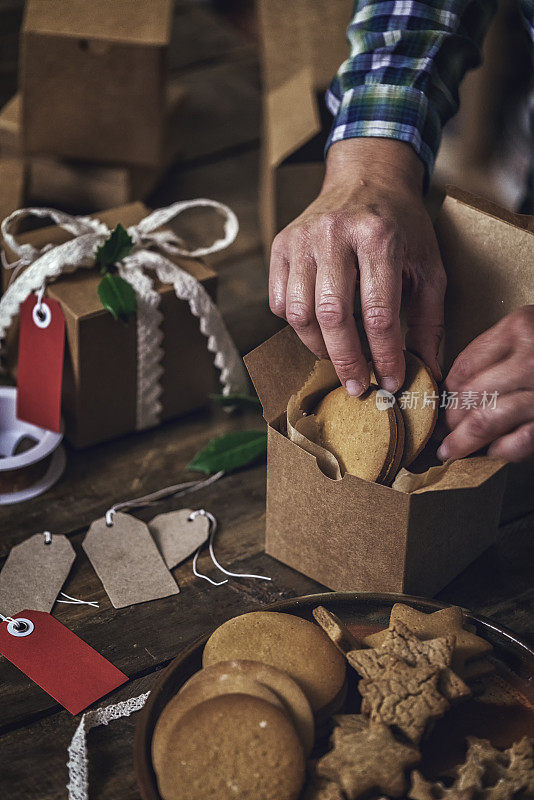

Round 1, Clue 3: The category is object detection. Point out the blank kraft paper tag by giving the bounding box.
[83,513,179,608]
[148,509,209,569]
[17,294,65,432]
[0,610,127,714]
[0,534,75,617]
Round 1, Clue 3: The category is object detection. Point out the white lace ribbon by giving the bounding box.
[66,691,150,800]
[0,199,248,430]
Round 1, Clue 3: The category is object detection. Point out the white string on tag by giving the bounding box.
[39,532,99,608]
[104,471,224,526]
[57,593,99,609]
[190,509,271,584]
[67,691,150,800]
[0,612,22,626]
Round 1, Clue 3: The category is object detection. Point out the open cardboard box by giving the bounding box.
[245,188,534,596]
[257,0,353,252]
[21,0,174,166]
[2,202,218,448]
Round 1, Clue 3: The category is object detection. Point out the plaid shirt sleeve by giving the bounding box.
[326,1,497,187]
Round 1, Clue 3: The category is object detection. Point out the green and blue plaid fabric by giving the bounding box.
[326,0,501,187]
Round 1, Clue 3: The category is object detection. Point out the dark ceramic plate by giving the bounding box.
[134,592,534,800]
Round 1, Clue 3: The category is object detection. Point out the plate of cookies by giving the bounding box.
[134,592,534,800]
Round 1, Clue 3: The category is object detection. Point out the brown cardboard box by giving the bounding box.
[2,202,218,448]
[0,158,25,224]
[1,81,186,211]
[257,0,353,251]
[21,0,173,166]
[243,188,534,596]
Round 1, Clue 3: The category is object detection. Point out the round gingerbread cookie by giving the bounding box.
[155,693,305,800]
[314,386,397,482]
[398,351,438,467]
[203,611,346,717]
[152,672,283,773]
[183,659,315,755]
[382,402,406,484]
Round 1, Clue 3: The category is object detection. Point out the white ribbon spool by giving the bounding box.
[0,200,249,431]
[0,386,65,504]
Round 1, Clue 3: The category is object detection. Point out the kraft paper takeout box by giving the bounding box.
[21,0,174,166]
[2,202,218,449]
[245,188,534,596]
[257,0,353,251]
[0,86,187,211]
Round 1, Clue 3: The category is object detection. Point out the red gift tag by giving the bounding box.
[0,610,128,714]
[17,294,65,432]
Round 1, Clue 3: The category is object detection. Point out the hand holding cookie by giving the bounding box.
[269,138,446,396]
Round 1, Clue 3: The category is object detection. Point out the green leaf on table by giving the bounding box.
[188,430,267,474]
[97,273,137,322]
[209,393,262,412]
[95,223,134,271]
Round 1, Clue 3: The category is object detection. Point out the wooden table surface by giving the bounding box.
[0,4,533,799]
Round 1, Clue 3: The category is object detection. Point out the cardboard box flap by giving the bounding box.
[437,187,534,370]
[3,202,216,319]
[244,325,317,424]
[258,0,353,92]
[265,68,321,168]
[394,456,507,494]
[23,0,173,46]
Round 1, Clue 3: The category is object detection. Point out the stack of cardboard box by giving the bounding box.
[0,0,186,217]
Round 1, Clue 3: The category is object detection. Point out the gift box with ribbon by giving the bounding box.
[0,200,248,448]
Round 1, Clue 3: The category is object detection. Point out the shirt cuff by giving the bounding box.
[325,83,442,192]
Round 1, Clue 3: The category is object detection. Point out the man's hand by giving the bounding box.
[269,138,446,394]
[438,306,534,463]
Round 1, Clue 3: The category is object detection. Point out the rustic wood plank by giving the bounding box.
[0,468,321,731]
[0,671,159,800]
[0,408,264,557]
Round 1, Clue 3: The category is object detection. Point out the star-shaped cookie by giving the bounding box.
[313,606,360,655]
[409,736,534,800]
[316,715,420,799]
[350,621,470,704]
[364,604,492,677]
[357,658,450,743]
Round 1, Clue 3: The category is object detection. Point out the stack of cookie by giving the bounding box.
[152,611,347,800]
[293,351,439,485]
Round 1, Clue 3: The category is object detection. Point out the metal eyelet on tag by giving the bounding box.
[32,301,52,329]
[7,617,34,637]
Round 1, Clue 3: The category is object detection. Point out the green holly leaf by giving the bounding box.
[95,223,134,272]
[209,393,262,412]
[97,273,137,322]
[188,430,267,474]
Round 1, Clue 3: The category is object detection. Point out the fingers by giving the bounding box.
[315,236,370,394]
[404,258,446,382]
[445,318,512,392]
[487,421,534,462]
[285,245,328,359]
[357,217,405,392]
[437,390,534,461]
[269,235,289,320]
[443,355,523,432]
